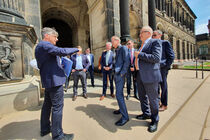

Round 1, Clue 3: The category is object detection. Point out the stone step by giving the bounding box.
[153,74,210,140]
[201,107,210,140]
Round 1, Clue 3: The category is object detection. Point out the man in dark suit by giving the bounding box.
[126,39,138,100]
[71,46,90,101]
[112,36,130,126]
[35,27,78,140]
[152,30,175,111]
[100,42,114,100]
[134,26,162,132]
[85,48,95,87]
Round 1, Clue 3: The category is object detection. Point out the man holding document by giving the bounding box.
[35,27,78,140]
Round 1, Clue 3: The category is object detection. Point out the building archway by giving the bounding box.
[41,0,90,50]
[42,7,78,48]
[43,18,73,48]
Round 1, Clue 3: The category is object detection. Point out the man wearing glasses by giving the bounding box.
[152,30,175,111]
[35,27,78,140]
[134,26,162,132]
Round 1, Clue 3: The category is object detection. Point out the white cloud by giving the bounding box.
[196,23,208,35]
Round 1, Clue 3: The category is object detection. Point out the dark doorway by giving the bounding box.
[43,19,73,48]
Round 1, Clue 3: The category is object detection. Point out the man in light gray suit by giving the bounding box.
[134,26,162,132]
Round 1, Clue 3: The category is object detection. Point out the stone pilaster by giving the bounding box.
[142,0,149,26]
[113,0,120,37]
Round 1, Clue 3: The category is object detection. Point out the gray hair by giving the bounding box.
[111,36,121,43]
[142,26,153,35]
[106,42,112,47]
[41,27,58,39]
[154,30,163,35]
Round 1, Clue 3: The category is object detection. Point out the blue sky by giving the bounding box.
[185,0,210,35]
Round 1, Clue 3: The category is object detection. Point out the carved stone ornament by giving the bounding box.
[0,34,16,80]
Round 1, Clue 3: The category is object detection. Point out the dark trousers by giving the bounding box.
[102,70,114,96]
[115,74,129,120]
[126,69,138,97]
[73,71,87,96]
[64,73,71,90]
[87,66,94,86]
[136,71,159,123]
[159,68,169,106]
[41,85,64,140]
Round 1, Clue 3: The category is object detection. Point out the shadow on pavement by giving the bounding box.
[0,119,51,140]
[111,99,141,112]
[76,104,148,133]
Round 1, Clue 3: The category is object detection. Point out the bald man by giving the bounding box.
[134,26,162,132]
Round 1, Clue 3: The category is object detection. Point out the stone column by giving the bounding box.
[191,44,193,59]
[177,3,180,22]
[171,0,173,17]
[120,0,130,43]
[113,0,120,36]
[188,42,192,60]
[160,0,163,11]
[184,40,188,61]
[162,0,166,12]
[148,0,156,30]
[179,39,183,61]
[172,36,177,60]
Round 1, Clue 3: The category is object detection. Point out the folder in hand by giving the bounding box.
[61,57,73,77]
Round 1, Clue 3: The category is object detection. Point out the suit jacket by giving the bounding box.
[101,50,114,72]
[160,40,175,69]
[138,39,162,83]
[86,53,94,69]
[35,41,78,88]
[71,54,90,70]
[115,45,129,76]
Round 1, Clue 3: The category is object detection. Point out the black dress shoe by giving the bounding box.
[83,94,88,99]
[113,109,121,115]
[136,114,151,120]
[60,133,74,140]
[126,95,130,100]
[72,96,77,101]
[40,130,51,137]
[115,118,129,126]
[148,122,158,133]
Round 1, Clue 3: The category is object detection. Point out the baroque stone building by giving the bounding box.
[1,0,196,64]
[0,0,197,115]
[155,0,197,62]
[196,20,210,60]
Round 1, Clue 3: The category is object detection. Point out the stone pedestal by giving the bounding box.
[0,13,40,116]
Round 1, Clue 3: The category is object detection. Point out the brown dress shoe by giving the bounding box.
[72,96,77,101]
[83,94,88,99]
[100,95,105,101]
[159,105,167,111]
[111,94,115,98]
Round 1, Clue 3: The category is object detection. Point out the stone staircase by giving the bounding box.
[152,74,210,140]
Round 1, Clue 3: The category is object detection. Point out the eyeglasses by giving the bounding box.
[126,43,131,45]
[152,34,158,37]
[140,31,149,34]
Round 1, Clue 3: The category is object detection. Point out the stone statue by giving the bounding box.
[0,35,16,80]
